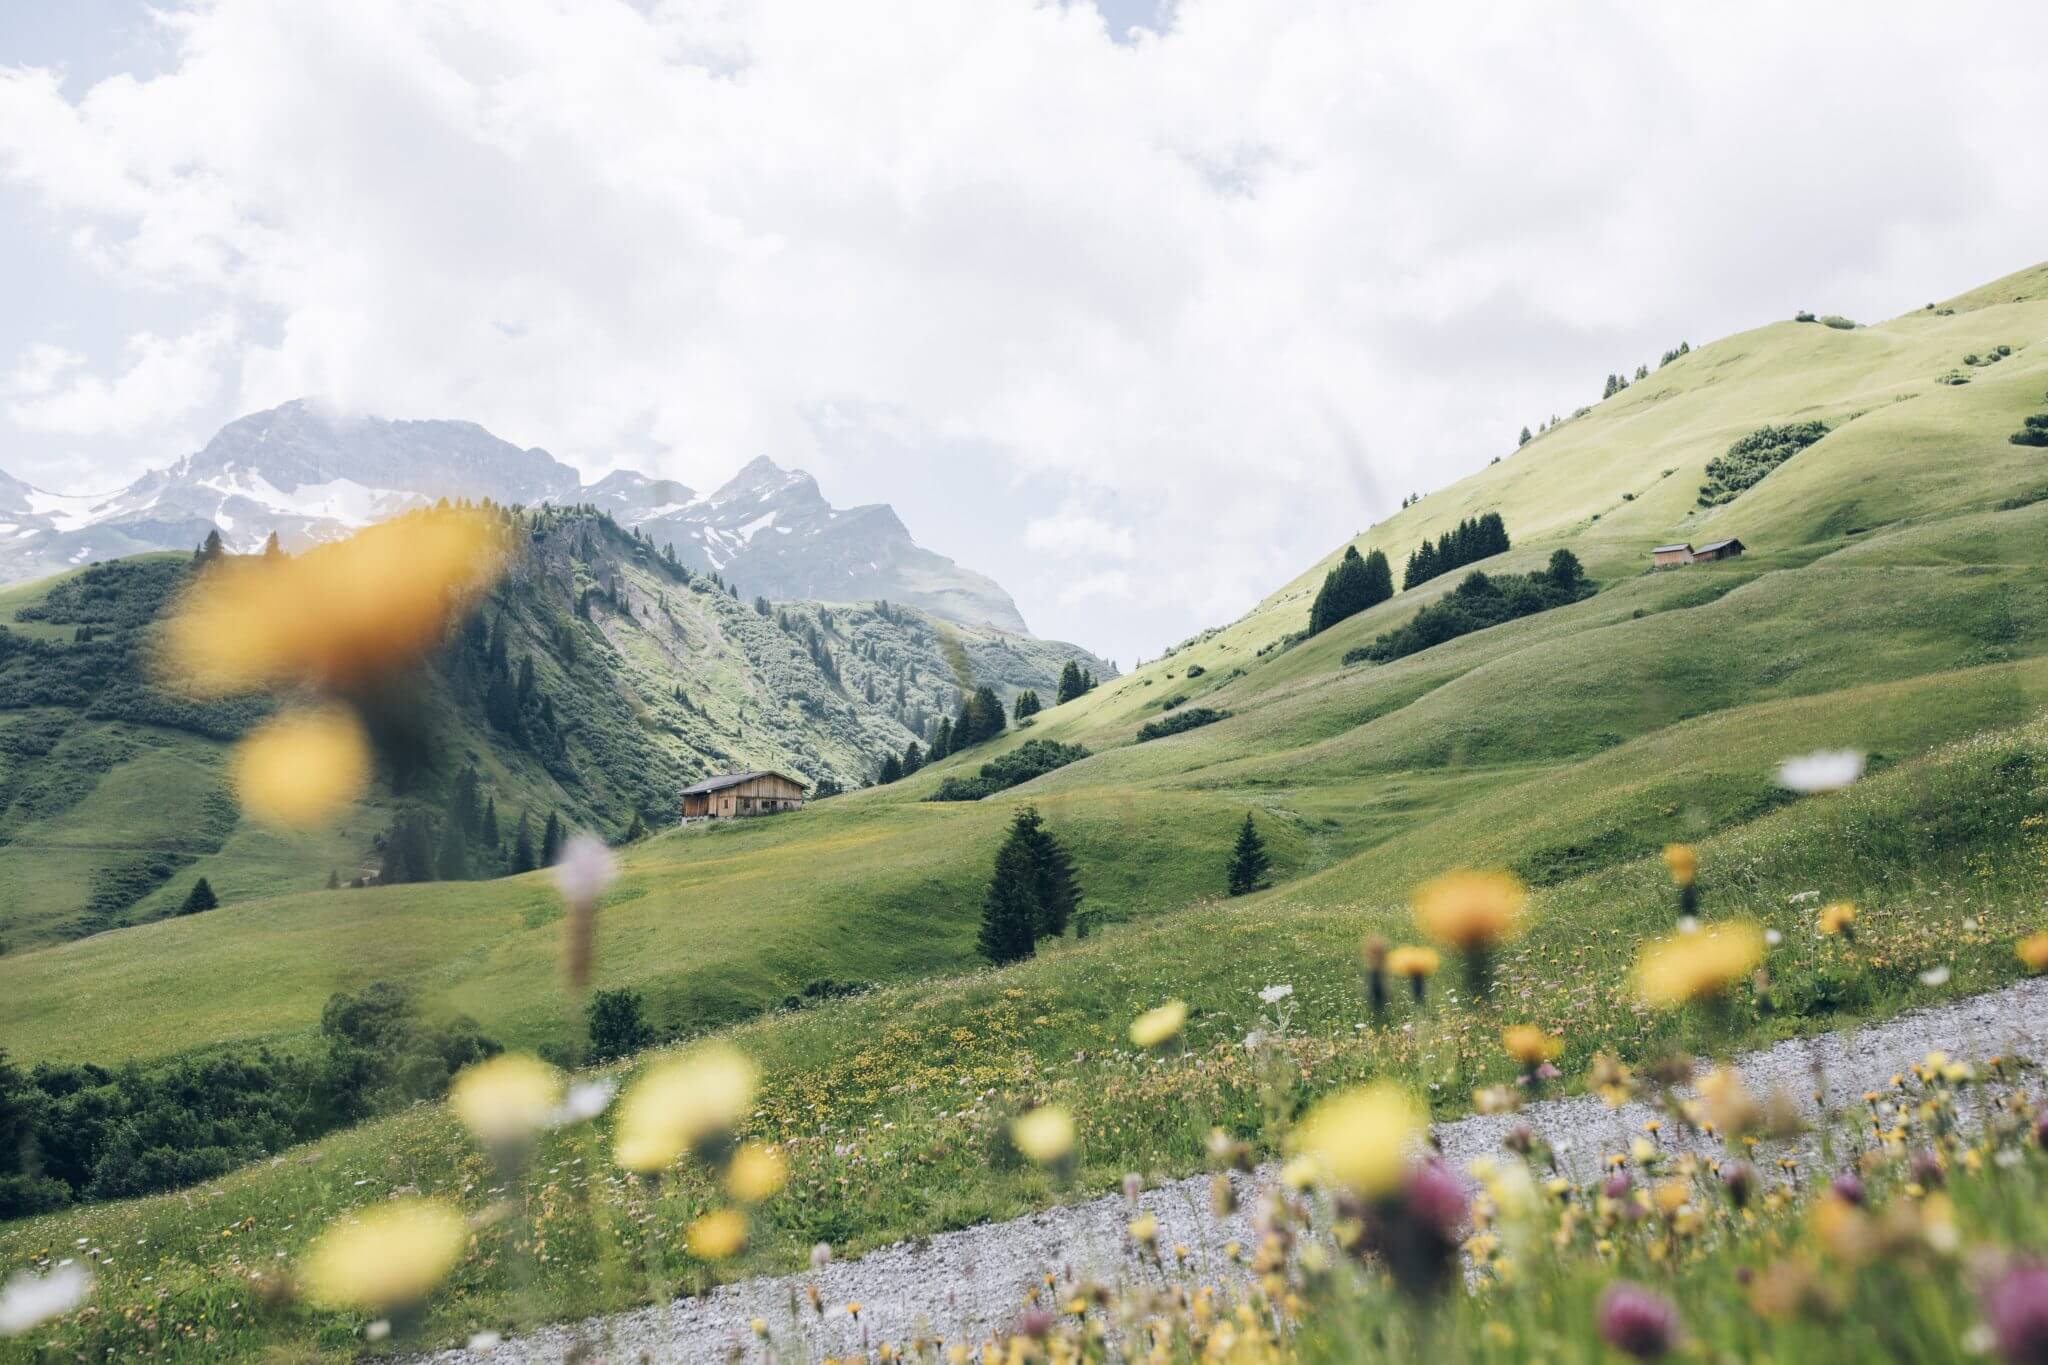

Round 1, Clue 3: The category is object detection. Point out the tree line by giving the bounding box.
[1402,512,1510,591]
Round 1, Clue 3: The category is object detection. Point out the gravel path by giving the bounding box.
[428,977,2048,1363]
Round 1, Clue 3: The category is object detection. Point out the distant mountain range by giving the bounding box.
[0,400,1030,633]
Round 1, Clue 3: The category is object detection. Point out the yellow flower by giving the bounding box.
[1128,1000,1187,1049]
[1698,1067,1762,1138]
[1292,1082,1426,1198]
[1385,945,1440,978]
[448,1053,561,1149]
[725,1142,788,1203]
[229,708,370,826]
[299,1198,467,1311]
[1412,870,1527,949]
[1661,843,1697,887]
[1817,902,1857,936]
[2018,932,2048,973]
[612,1044,758,1173]
[686,1208,749,1260]
[1500,1025,1560,1066]
[161,506,511,696]
[1010,1106,1076,1165]
[1632,921,1765,1008]
[1127,1212,1158,1244]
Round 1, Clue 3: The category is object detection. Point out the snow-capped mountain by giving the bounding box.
[0,400,1030,633]
[584,455,1029,633]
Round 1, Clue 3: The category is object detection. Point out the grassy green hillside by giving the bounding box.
[4,260,2048,1360]
[0,512,1103,958]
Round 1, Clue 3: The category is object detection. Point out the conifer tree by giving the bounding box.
[511,811,537,874]
[878,753,904,784]
[1013,690,1042,721]
[195,529,226,565]
[1018,808,1081,939]
[541,811,563,866]
[179,877,219,915]
[437,814,470,881]
[902,741,924,775]
[262,530,284,558]
[624,810,647,841]
[1056,660,1086,704]
[1226,813,1270,897]
[977,819,1043,965]
[931,716,954,760]
[481,796,499,849]
[1518,425,1532,447]
[1361,548,1394,606]
[326,868,341,890]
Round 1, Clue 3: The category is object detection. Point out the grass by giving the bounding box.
[4,261,2048,1358]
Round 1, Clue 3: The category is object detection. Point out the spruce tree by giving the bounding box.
[931,716,953,760]
[1013,690,1042,721]
[481,796,499,849]
[179,877,219,915]
[1360,549,1394,607]
[1226,813,1270,897]
[195,529,226,565]
[902,741,924,775]
[437,814,470,881]
[1518,425,1532,447]
[326,868,341,890]
[624,810,647,841]
[878,754,904,784]
[977,823,1042,965]
[511,811,537,874]
[1056,661,1086,705]
[541,811,563,866]
[262,530,284,558]
[1017,808,1081,939]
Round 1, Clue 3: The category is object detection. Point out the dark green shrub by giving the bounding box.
[1136,707,1230,742]
[587,988,657,1060]
[926,740,1089,802]
[1697,420,1829,506]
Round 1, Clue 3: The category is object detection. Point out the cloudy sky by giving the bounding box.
[2,1,2044,659]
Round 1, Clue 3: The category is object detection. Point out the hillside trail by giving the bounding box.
[425,977,2048,1363]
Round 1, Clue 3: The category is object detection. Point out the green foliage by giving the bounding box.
[1136,707,1230,742]
[1055,660,1098,705]
[2010,410,2048,448]
[1698,420,1829,506]
[1401,513,1509,590]
[585,988,656,1062]
[952,686,1008,749]
[1357,565,1596,663]
[1225,812,1269,897]
[1308,546,1394,635]
[1012,689,1042,720]
[176,877,218,916]
[976,806,1082,963]
[927,739,1090,802]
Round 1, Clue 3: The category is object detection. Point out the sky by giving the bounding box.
[1,2,2045,661]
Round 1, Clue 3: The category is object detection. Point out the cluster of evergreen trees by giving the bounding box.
[1306,545,1394,636]
[1054,661,1099,704]
[926,739,1089,802]
[1354,550,1591,665]
[376,778,564,885]
[977,807,1081,965]
[1401,512,1510,590]
[926,685,1007,763]
[1012,689,1043,720]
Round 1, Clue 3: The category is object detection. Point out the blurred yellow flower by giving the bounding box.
[1698,1067,1762,1137]
[230,708,370,826]
[1127,1212,1158,1244]
[161,506,510,697]
[2018,932,2048,973]
[299,1198,467,1311]
[1293,1082,1425,1198]
[1010,1106,1076,1165]
[725,1143,788,1203]
[686,1208,749,1260]
[1412,870,1526,949]
[612,1044,758,1173]
[1817,902,1857,936]
[1661,843,1696,887]
[1129,1000,1187,1048]
[1386,945,1440,978]
[1501,1025,1560,1066]
[1632,921,1765,1008]
[448,1053,561,1149]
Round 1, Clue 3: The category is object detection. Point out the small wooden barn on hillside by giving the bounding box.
[1651,543,1696,568]
[1693,538,1745,562]
[680,771,806,820]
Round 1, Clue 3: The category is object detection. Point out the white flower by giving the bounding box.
[1257,984,1293,1004]
[552,834,618,908]
[1765,929,1784,947]
[0,1263,91,1336]
[1776,750,1865,794]
[1241,1029,1268,1051]
[1918,966,1952,987]
[548,1077,618,1128]
[1787,890,1821,904]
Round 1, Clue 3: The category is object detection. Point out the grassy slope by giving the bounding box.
[4,262,2048,1357]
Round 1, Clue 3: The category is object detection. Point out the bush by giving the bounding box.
[1697,420,1829,506]
[1136,707,1230,742]
[586,988,656,1061]
[1820,315,1858,329]
[1353,561,1595,664]
[926,740,1090,802]
[2010,412,2048,448]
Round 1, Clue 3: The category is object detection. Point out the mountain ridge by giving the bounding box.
[0,400,1032,635]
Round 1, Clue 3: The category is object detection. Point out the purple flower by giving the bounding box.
[1720,1161,1757,1208]
[1598,1282,1681,1359]
[1403,1159,1470,1239]
[1014,1308,1056,1340]
[1830,1172,1866,1206]
[1983,1264,2048,1365]
[1603,1171,1634,1200]
[1910,1150,1944,1188]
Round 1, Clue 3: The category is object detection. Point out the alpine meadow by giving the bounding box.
[5,6,2048,1362]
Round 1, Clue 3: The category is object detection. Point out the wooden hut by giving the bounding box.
[1651,542,1695,568]
[1692,538,1746,562]
[680,771,807,821]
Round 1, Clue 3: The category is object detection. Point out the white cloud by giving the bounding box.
[0,0,2043,656]
[6,317,234,437]
[1026,508,1138,560]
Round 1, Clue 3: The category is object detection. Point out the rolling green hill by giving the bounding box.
[0,510,1106,958]
[4,260,2048,1361]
